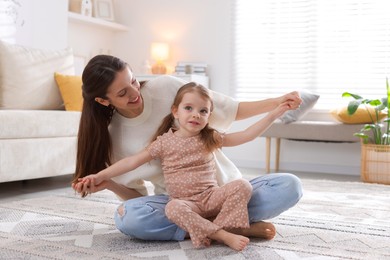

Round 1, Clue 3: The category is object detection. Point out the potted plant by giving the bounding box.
[342,78,390,184]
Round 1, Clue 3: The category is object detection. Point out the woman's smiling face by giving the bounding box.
[97,67,144,118]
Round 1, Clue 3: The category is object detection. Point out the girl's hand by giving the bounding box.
[279,91,302,110]
[269,100,295,119]
[72,177,109,197]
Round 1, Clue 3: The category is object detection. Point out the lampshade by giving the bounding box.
[150,42,169,74]
[151,42,169,61]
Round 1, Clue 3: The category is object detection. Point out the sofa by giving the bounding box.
[0,41,82,183]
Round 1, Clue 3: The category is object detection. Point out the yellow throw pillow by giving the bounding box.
[54,73,83,111]
[330,106,387,124]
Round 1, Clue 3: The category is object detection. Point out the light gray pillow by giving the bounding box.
[279,90,320,124]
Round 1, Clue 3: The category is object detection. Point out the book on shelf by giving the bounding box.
[177,61,208,68]
[173,71,207,76]
[175,66,207,72]
[174,61,208,76]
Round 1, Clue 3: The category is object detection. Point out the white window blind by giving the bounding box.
[232,0,390,110]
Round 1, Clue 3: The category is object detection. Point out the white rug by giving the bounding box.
[0,178,389,259]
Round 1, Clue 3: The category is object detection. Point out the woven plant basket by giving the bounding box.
[361,143,390,185]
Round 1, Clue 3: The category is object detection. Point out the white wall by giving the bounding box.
[113,0,232,95]
[0,0,67,50]
[68,21,117,74]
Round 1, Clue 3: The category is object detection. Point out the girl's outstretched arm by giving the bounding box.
[224,101,293,147]
[73,178,144,200]
[79,149,153,186]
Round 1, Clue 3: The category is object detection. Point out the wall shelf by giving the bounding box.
[68,12,128,32]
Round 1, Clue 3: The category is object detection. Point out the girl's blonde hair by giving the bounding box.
[151,82,222,152]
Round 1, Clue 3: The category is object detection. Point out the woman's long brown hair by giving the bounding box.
[151,82,222,152]
[72,55,127,195]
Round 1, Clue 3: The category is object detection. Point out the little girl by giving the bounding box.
[78,82,292,251]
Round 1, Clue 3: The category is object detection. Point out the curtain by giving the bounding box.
[232,0,390,109]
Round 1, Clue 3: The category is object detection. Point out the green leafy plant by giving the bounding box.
[342,78,390,145]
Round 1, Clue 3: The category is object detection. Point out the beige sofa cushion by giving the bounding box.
[0,110,80,139]
[0,41,75,110]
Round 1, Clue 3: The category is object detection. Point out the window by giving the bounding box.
[232,0,390,110]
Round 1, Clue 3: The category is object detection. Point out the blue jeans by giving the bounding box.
[114,173,303,241]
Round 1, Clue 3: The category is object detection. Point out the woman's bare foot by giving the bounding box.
[209,229,250,251]
[229,221,276,240]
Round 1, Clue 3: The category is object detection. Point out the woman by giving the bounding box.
[72,54,303,242]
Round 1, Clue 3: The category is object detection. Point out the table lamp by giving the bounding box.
[150,42,169,74]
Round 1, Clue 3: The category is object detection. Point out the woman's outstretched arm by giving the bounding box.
[235,91,301,120]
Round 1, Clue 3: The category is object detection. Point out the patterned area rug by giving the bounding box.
[0,178,389,260]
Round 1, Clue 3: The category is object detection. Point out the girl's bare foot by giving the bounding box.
[230,221,276,240]
[209,229,250,251]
